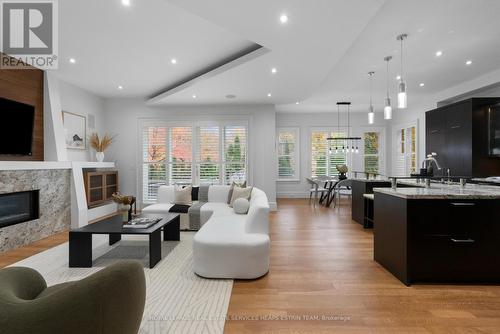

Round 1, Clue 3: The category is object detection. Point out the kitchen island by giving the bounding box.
[373,183,500,285]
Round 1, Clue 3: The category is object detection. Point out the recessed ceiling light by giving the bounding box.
[396,75,401,80]
[118,85,123,90]
[121,0,131,6]
[465,60,472,65]
[435,51,443,57]
[271,67,277,74]
[295,101,300,105]
[267,93,272,97]
[69,58,76,64]
[279,14,288,24]
[192,94,197,99]
[419,83,425,87]
[170,58,177,64]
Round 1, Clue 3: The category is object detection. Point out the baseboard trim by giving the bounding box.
[276,191,309,199]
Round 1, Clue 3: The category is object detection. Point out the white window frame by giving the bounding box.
[360,126,386,176]
[392,120,419,176]
[138,117,250,205]
[276,127,300,182]
[308,127,353,178]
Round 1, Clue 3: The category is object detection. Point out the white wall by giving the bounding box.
[58,79,106,161]
[102,99,277,209]
[276,111,390,198]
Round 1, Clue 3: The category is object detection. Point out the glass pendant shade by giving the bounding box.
[368,105,375,124]
[398,81,407,109]
[384,97,392,120]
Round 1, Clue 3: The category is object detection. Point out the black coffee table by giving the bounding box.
[69,213,180,269]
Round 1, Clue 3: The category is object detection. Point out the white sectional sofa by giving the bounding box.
[142,185,270,279]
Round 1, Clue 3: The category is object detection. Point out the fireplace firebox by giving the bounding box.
[0,190,40,228]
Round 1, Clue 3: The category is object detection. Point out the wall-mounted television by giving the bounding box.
[0,97,35,156]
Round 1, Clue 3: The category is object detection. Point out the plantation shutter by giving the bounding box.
[197,126,221,184]
[168,126,193,184]
[224,125,247,184]
[329,132,347,176]
[364,132,380,174]
[277,128,298,180]
[142,126,167,202]
[311,131,328,177]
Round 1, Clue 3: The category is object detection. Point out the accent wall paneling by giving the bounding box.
[0,53,44,161]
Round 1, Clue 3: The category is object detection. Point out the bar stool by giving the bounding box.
[363,193,374,228]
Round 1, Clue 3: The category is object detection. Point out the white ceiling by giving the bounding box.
[52,0,255,98]
[50,0,500,111]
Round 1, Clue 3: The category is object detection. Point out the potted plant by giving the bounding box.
[89,132,114,162]
[336,164,348,180]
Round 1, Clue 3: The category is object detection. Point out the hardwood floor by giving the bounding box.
[0,230,68,268]
[3,199,500,333]
[224,198,500,334]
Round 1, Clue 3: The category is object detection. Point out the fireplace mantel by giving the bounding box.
[0,161,115,171]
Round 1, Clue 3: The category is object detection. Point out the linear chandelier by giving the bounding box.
[327,102,361,154]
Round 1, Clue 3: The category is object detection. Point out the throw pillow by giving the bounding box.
[191,186,199,201]
[233,198,250,214]
[174,186,192,206]
[229,186,252,207]
[226,181,247,204]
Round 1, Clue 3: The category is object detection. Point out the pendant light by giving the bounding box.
[368,71,375,124]
[383,56,393,120]
[397,33,408,109]
[327,102,361,154]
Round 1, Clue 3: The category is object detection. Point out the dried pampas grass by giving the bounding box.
[89,132,115,152]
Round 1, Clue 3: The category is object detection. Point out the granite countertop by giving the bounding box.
[374,183,500,199]
[351,178,391,183]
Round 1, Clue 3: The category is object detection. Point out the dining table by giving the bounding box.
[310,176,339,207]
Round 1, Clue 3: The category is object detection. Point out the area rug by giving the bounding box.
[12,232,233,334]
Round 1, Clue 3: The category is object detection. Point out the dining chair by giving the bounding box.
[306,177,327,207]
[334,178,352,208]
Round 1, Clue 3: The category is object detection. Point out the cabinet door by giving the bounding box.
[408,200,499,283]
[426,109,446,175]
[444,103,472,176]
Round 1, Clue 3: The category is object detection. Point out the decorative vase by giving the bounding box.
[96,151,105,162]
[119,204,131,223]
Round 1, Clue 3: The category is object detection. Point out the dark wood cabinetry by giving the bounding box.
[351,180,390,224]
[374,192,500,285]
[83,170,118,208]
[425,98,500,177]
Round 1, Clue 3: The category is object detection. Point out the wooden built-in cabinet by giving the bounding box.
[83,170,118,208]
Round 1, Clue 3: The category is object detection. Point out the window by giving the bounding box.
[224,126,247,184]
[169,127,193,184]
[277,128,299,181]
[393,124,417,176]
[141,121,248,203]
[197,126,220,184]
[311,130,347,177]
[364,132,380,174]
[142,127,167,202]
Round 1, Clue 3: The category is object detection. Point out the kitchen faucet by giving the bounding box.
[422,152,442,176]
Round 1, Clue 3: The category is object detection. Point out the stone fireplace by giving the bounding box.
[0,190,40,228]
[0,169,70,253]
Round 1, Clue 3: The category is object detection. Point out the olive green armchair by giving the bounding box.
[0,260,146,334]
